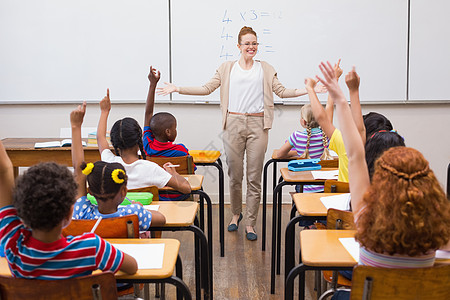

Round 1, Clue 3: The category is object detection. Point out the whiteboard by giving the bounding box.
[170,0,408,103]
[0,0,170,103]
[409,0,450,101]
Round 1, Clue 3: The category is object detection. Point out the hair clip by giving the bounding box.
[369,129,402,140]
[82,163,94,175]
[111,169,126,184]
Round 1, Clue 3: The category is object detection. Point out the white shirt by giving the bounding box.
[228,61,264,114]
[101,149,172,190]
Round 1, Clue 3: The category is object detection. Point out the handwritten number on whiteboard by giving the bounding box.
[240,12,246,21]
[250,10,257,20]
[222,10,232,24]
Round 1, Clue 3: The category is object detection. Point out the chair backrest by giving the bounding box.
[63,215,139,238]
[326,208,355,230]
[319,159,339,168]
[350,265,450,300]
[147,155,194,174]
[128,185,160,201]
[0,272,118,300]
[324,180,350,193]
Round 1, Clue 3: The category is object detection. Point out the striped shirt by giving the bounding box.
[359,247,435,268]
[288,127,326,193]
[0,206,124,279]
[143,125,194,201]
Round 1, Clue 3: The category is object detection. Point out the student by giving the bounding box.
[277,103,332,193]
[307,64,365,182]
[363,112,393,141]
[143,66,194,200]
[96,88,191,196]
[0,139,137,279]
[316,61,450,300]
[71,102,166,231]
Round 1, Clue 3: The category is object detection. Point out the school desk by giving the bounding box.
[189,150,226,258]
[284,193,345,283]
[0,238,192,300]
[262,150,299,251]
[270,167,338,294]
[149,201,211,300]
[158,174,214,298]
[2,138,100,177]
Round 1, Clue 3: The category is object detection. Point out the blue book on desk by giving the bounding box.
[288,158,322,171]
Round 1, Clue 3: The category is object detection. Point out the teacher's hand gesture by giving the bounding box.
[157,82,179,96]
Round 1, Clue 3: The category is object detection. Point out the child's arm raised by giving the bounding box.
[345,67,366,144]
[97,89,111,155]
[316,62,370,214]
[163,163,192,194]
[70,102,88,200]
[305,78,336,138]
[0,141,14,208]
[144,66,161,127]
[325,59,343,122]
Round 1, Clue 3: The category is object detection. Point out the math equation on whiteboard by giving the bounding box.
[219,9,283,60]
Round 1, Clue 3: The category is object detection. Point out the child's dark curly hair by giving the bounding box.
[13,162,77,231]
[110,117,146,159]
[82,161,127,202]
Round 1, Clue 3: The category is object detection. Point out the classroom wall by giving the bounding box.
[0,102,448,203]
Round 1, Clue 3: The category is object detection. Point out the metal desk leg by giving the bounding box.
[276,175,283,275]
[215,159,225,257]
[176,255,183,300]
[270,180,288,294]
[285,264,307,300]
[262,158,275,251]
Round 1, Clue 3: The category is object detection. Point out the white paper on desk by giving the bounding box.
[311,170,339,180]
[329,150,338,157]
[112,243,165,269]
[320,194,351,211]
[143,205,160,211]
[339,237,360,262]
[436,250,450,259]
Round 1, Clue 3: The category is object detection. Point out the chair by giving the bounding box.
[63,215,141,298]
[63,215,139,238]
[0,272,118,300]
[128,185,160,201]
[350,265,450,300]
[147,155,194,175]
[324,180,350,193]
[319,209,355,300]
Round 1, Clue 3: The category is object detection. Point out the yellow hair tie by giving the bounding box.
[82,163,94,175]
[111,169,125,184]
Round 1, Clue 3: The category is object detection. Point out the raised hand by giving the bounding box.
[334,59,343,79]
[99,88,111,113]
[70,101,86,128]
[148,65,161,86]
[157,82,179,96]
[345,66,360,91]
[316,61,346,102]
[314,83,327,94]
[304,77,317,91]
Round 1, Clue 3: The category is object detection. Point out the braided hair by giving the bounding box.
[110,117,146,160]
[81,161,128,202]
[299,104,332,160]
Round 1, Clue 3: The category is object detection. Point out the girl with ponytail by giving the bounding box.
[277,104,332,193]
[70,103,166,231]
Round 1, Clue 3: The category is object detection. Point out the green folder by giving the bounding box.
[87,192,153,206]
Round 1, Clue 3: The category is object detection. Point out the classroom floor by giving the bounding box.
[119,204,319,300]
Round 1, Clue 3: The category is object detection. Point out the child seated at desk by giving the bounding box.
[277,103,333,193]
[0,139,137,279]
[143,66,194,200]
[317,61,450,300]
[71,103,166,232]
[96,87,191,200]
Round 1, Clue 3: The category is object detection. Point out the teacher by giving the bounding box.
[158,26,325,241]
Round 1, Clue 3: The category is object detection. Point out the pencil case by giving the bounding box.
[288,158,322,171]
[87,192,153,206]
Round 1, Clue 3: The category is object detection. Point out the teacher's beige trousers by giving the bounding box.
[223,114,269,227]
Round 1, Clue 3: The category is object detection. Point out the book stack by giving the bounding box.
[87,131,110,147]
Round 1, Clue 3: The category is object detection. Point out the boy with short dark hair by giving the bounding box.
[0,138,137,279]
